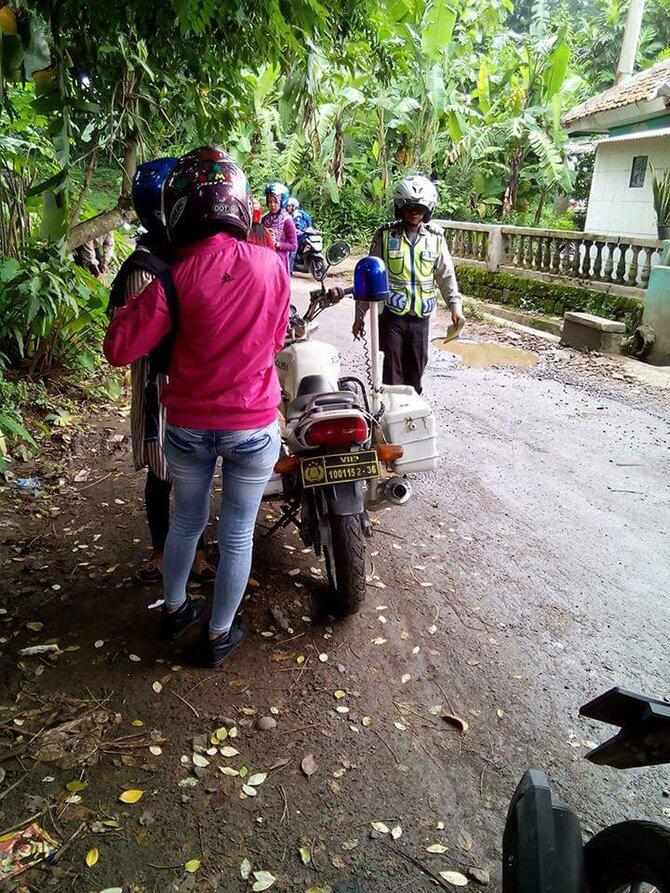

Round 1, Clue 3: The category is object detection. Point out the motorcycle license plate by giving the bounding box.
[301,450,380,488]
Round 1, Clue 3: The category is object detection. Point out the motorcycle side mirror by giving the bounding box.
[353,256,389,302]
[326,241,350,267]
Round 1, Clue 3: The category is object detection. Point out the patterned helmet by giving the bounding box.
[265,182,290,209]
[287,195,300,210]
[163,147,253,242]
[393,174,438,222]
[131,157,178,238]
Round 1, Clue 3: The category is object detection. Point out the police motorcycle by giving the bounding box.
[264,242,436,616]
[293,227,327,281]
[503,687,670,893]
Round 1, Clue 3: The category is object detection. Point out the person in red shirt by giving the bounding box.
[248,198,275,248]
[104,147,290,667]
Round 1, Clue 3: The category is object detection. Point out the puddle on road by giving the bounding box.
[433,339,540,370]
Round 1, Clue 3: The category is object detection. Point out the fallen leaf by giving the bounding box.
[184,859,200,873]
[229,726,239,738]
[220,746,239,757]
[401,674,411,684]
[362,716,372,726]
[441,713,469,733]
[440,871,468,886]
[334,690,347,699]
[252,870,276,891]
[94,640,104,649]
[426,843,449,854]
[240,858,252,879]
[391,825,403,840]
[131,719,144,727]
[149,745,162,756]
[497,708,504,719]
[26,621,44,631]
[458,829,473,851]
[371,822,390,834]
[242,784,258,797]
[296,655,306,664]
[247,772,267,787]
[299,846,311,865]
[85,847,99,867]
[66,780,87,793]
[192,754,209,768]
[301,754,318,777]
[371,637,387,645]
[118,789,144,803]
[220,767,239,777]
[393,722,406,731]
[335,706,350,714]
[215,726,228,741]
[152,681,163,694]
[428,625,437,635]
[319,653,328,663]
[128,654,141,662]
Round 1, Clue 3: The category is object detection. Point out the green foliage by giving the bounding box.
[455,264,644,332]
[650,165,670,227]
[0,244,109,374]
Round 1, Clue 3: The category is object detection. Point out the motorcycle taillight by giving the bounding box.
[305,417,368,448]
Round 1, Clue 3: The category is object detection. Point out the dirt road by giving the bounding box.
[1,271,669,892]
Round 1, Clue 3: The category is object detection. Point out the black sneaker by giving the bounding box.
[205,618,247,668]
[159,597,203,640]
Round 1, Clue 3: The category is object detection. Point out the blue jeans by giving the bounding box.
[163,422,281,634]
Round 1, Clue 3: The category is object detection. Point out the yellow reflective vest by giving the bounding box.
[380,226,443,318]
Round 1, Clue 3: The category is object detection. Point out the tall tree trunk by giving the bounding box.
[332,116,344,186]
[502,145,524,217]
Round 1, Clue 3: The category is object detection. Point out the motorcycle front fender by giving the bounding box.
[502,770,586,893]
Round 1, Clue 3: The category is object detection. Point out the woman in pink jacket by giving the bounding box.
[104,148,290,667]
[262,182,298,274]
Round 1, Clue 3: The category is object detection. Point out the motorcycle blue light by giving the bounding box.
[353,257,389,303]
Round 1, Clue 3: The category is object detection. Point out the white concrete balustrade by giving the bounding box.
[436,220,664,294]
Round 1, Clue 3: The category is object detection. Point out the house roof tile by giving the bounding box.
[563,58,670,127]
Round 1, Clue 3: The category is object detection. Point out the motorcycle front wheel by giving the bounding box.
[584,821,670,893]
[310,256,327,281]
[323,513,366,617]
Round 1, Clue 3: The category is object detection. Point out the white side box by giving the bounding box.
[378,385,439,473]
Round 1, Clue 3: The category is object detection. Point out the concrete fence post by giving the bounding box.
[487,225,505,272]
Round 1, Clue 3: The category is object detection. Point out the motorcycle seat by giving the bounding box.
[287,387,360,421]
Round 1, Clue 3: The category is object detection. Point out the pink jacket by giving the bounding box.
[104,232,290,431]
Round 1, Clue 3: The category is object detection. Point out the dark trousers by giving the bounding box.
[379,309,430,394]
[145,468,204,553]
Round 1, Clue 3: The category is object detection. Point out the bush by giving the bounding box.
[455,264,644,333]
[0,243,109,375]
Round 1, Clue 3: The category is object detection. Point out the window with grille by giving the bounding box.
[629,155,648,188]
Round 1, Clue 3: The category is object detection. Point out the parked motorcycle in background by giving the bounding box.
[503,687,670,893]
[293,227,326,281]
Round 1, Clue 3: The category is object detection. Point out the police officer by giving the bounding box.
[352,174,465,394]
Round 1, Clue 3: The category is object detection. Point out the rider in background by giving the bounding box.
[352,173,465,395]
[105,148,290,667]
[287,195,312,233]
[107,159,213,585]
[262,182,298,275]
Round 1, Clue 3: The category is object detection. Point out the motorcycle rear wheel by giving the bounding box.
[324,513,366,617]
[584,821,670,893]
[310,257,327,281]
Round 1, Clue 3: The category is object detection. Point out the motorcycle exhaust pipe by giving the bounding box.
[384,476,412,506]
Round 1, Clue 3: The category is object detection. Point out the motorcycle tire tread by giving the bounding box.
[584,820,670,893]
[326,513,366,617]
